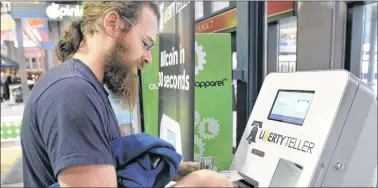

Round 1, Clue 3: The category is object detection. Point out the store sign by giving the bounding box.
[45,3,82,20]
[267,1,294,17]
[1,2,11,14]
[195,8,236,33]
[195,1,295,33]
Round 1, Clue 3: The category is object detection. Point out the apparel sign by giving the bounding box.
[141,33,233,169]
[193,34,233,171]
[45,3,82,20]
[158,1,195,161]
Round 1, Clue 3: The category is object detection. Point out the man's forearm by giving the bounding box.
[172,173,200,187]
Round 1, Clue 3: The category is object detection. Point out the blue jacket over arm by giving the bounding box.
[50,133,182,187]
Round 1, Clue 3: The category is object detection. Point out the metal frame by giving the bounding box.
[344,2,366,77]
[132,87,142,134]
[267,22,279,74]
[234,1,266,149]
[138,70,146,133]
[15,18,30,102]
[195,1,237,24]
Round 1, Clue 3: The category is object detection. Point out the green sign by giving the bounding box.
[193,33,232,171]
[141,33,232,171]
[141,36,160,137]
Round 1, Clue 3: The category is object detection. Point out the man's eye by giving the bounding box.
[143,41,149,48]
[142,40,154,51]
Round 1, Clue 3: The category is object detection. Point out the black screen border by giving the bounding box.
[267,89,315,126]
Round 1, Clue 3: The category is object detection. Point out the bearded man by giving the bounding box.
[20,2,231,187]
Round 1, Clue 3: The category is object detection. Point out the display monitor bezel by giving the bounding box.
[268,89,315,126]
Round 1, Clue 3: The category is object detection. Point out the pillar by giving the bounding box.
[234,1,266,148]
[296,2,347,71]
[15,18,30,102]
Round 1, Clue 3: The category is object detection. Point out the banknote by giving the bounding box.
[200,156,215,170]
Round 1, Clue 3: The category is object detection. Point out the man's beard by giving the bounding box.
[103,42,140,109]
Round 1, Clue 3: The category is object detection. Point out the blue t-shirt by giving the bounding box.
[21,58,123,187]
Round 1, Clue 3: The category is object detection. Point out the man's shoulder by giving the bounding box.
[31,63,99,101]
[29,76,98,111]
[40,76,97,101]
[29,76,103,122]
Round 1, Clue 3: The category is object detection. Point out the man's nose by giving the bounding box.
[142,51,153,65]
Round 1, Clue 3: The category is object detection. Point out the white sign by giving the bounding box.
[1,44,8,56]
[1,2,11,14]
[45,3,82,20]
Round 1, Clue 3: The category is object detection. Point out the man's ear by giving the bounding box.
[103,11,122,38]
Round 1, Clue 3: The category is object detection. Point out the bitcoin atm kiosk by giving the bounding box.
[231,70,377,187]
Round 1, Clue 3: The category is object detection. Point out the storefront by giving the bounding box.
[8,2,83,71]
[0,2,83,107]
[194,1,296,70]
[193,2,296,149]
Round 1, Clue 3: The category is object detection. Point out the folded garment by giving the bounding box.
[50,133,182,187]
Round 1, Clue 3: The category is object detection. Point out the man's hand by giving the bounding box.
[174,161,200,181]
[174,169,233,187]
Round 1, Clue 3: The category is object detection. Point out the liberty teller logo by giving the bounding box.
[246,121,262,144]
[246,120,315,154]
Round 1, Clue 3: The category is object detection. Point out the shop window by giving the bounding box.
[31,57,39,70]
[278,16,297,72]
[211,1,230,13]
[195,1,204,20]
[360,3,377,94]
[25,62,31,70]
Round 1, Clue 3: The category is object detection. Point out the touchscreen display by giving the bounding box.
[167,129,177,148]
[268,90,314,125]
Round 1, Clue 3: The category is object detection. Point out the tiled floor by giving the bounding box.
[1,173,23,187]
[1,141,23,187]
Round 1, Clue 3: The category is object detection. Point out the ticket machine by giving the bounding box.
[231,70,377,187]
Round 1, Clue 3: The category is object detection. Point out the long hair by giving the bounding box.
[55,2,160,62]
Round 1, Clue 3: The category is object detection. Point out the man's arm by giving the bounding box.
[36,78,117,187]
[58,165,117,187]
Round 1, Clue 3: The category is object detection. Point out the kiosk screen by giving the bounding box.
[268,90,314,125]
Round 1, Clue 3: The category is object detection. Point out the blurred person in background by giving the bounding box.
[0,71,5,102]
[20,2,232,188]
[12,72,21,84]
[2,71,11,100]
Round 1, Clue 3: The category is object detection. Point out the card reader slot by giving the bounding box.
[251,148,265,157]
[233,179,255,188]
[233,172,259,188]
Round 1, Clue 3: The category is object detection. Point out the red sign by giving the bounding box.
[195,8,237,33]
[195,2,294,33]
[267,1,294,17]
